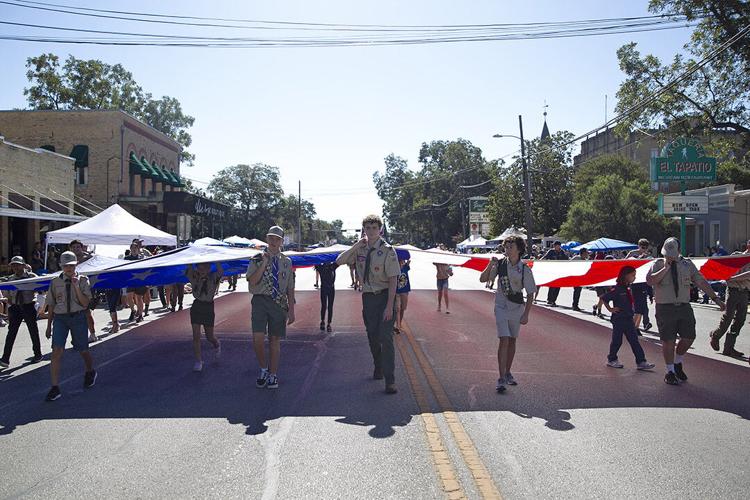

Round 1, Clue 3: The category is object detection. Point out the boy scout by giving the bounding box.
[246,226,295,390]
[336,214,401,394]
[709,239,750,357]
[647,237,725,386]
[44,251,97,401]
[0,256,42,367]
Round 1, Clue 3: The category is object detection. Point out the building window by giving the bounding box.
[711,221,721,247]
[70,145,89,186]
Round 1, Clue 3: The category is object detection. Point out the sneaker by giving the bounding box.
[637,361,655,370]
[385,384,398,394]
[0,318,6,327]
[496,378,507,393]
[256,369,268,388]
[0,358,9,369]
[193,361,203,372]
[45,386,61,401]
[674,363,688,381]
[170,305,176,312]
[445,310,450,314]
[267,374,279,389]
[709,334,720,351]
[31,355,43,363]
[643,322,653,331]
[128,310,135,322]
[572,306,582,312]
[606,360,624,368]
[505,373,518,385]
[664,371,680,385]
[84,369,97,388]
[326,324,332,333]
[136,315,143,323]
[319,321,325,331]
[88,332,98,343]
[592,305,597,315]
[178,304,183,311]
[373,368,384,380]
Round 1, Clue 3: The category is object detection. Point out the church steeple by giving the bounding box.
[540,102,551,141]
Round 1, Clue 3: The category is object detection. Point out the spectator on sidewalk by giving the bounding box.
[570,248,590,311]
[542,241,568,307]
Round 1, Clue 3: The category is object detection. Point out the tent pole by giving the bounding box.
[44,239,49,269]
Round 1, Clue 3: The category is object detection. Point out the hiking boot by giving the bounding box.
[722,335,744,358]
[664,372,680,385]
[674,363,688,381]
[709,333,720,351]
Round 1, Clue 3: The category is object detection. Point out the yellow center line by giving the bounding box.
[395,334,467,500]
[401,321,503,500]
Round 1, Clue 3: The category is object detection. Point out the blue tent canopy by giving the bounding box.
[561,241,581,250]
[571,237,638,252]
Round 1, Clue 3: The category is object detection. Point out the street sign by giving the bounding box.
[650,137,717,182]
[658,194,709,215]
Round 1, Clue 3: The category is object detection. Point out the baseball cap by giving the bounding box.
[60,251,78,266]
[267,226,284,239]
[661,237,680,258]
[132,238,144,245]
[553,240,562,246]
[10,256,25,265]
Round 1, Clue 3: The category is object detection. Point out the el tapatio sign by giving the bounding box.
[650,137,717,182]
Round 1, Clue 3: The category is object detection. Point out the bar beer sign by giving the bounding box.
[650,137,717,182]
[658,194,709,216]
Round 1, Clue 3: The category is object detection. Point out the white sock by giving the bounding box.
[675,355,684,364]
[666,363,675,373]
[260,367,268,376]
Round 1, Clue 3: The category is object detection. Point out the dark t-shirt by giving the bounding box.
[397,264,411,294]
[602,284,635,321]
[315,262,338,289]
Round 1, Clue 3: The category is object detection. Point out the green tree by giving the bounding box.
[373,140,496,246]
[560,155,672,242]
[488,131,576,237]
[614,1,750,186]
[207,163,285,237]
[24,53,196,165]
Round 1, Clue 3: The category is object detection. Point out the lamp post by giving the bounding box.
[493,114,533,256]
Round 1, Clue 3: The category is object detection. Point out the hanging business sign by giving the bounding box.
[650,137,717,182]
[468,196,490,236]
[658,194,709,215]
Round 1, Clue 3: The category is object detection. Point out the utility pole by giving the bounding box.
[298,180,302,250]
[519,115,534,256]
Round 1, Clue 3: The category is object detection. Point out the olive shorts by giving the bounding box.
[655,303,696,341]
[251,294,288,338]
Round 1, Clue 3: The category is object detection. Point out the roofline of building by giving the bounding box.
[0,108,182,150]
[0,135,75,163]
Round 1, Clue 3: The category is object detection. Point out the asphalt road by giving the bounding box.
[1,265,749,499]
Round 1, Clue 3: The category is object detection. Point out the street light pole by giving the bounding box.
[518,115,534,256]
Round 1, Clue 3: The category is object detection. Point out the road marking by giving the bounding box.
[395,334,467,499]
[401,321,503,500]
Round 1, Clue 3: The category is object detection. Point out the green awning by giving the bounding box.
[172,171,186,188]
[69,145,89,168]
[129,152,148,175]
[160,166,177,186]
[140,157,160,180]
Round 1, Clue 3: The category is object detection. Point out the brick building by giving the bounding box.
[0,135,81,264]
[0,110,186,234]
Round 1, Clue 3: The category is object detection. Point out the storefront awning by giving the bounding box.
[129,152,148,175]
[0,206,86,222]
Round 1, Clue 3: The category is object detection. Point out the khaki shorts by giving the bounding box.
[251,294,288,338]
[655,303,696,341]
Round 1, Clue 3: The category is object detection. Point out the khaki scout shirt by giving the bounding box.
[337,238,400,293]
[246,252,295,296]
[647,257,708,304]
[3,272,38,305]
[186,268,222,302]
[486,257,536,305]
[45,272,92,314]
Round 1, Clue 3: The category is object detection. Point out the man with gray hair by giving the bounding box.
[647,237,725,386]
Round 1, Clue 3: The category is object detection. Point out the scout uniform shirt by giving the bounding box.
[2,271,38,305]
[338,239,400,293]
[246,252,295,298]
[727,261,750,290]
[486,257,536,306]
[185,267,222,302]
[46,272,92,314]
[647,257,709,304]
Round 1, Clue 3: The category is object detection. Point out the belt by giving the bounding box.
[658,302,690,307]
[57,310,84,316]
[363,289,387,295]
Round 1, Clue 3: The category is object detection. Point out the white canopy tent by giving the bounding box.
[46,204,177,246]
[488,226,526,243]
[192,237,229,246]
[457,236,488,249]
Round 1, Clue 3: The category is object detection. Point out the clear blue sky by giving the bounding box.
[0,0,692,231]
